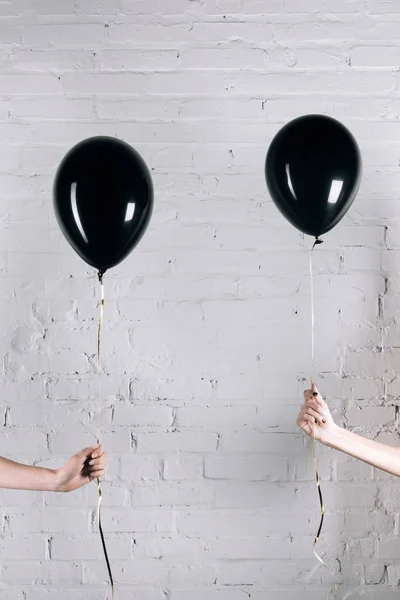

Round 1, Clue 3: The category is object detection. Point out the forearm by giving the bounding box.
[0,457,60,491]
[323,424,400,477]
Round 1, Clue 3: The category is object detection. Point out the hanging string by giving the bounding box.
[97,270,105,444]
[309,236,322,370]
[309,238,338,595]
[96,269,114,599]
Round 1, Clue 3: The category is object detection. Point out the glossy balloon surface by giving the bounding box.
[53,136,153,272]
[265,115,361,237]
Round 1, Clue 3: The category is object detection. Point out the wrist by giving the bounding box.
[52,468,65,492]
[320,423,342,447]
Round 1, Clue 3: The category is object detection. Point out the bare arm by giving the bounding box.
[297,383,400,477]
[0,444,107,492]
[0,456,58,491]
[323,425,400,477]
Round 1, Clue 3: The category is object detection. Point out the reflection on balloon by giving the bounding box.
[265,114,362,239]
[53,136,154,273]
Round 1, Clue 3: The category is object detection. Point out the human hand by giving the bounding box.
[296,383,337,443]
[55,444,107,492]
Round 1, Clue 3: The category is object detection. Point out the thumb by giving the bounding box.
[312,382,319,396]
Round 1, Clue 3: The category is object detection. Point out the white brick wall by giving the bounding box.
[0,0,397,597]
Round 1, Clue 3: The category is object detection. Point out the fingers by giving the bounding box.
[88,448,107,480]
[77,445,100,462]
[303,388,322,403]
[301,414,317,425]
[298,399,326,424]
[311,383,328,408]
[77,444,104,460]
[91,444,104,459]
[88,457,106,468]
[303,383,320,398]
[296,412,316,438]
[302,393,322,412]
[303,385,328,409]
[89,468,105,480]
[304,406,325,425]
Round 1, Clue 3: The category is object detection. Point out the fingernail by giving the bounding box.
[313,392,318,396]
[322,419,326,424]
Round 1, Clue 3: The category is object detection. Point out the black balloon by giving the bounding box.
[53,136,153,273]
[265,114,362,238]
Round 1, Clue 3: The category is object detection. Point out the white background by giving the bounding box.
[0,0,398,598]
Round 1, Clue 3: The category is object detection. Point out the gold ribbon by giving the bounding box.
[309,241,337,595]
[96,270,114,599]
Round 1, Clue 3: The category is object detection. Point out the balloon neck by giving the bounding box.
[312,237,323,250]
[97,269,106,284]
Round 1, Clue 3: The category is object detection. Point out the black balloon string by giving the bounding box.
[309,239,337,595]
[96,270,114,599]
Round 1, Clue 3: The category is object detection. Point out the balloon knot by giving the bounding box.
[97,270,105,284]
[312,237,323,250]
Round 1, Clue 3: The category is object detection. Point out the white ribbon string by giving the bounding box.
[309,244,337,595]
[96,273,114,599]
